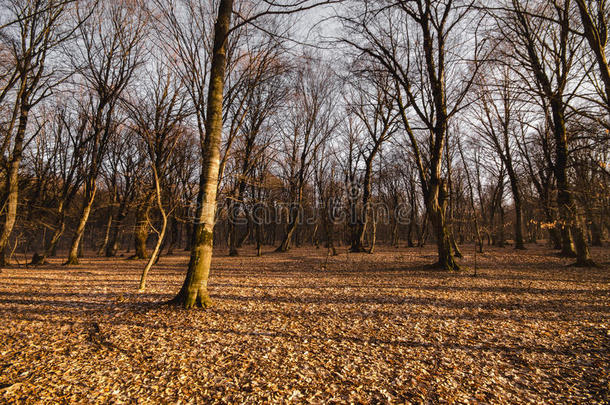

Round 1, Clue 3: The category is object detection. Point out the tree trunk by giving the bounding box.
[418,211,427,247]
[228,197,239,256]
[256,219,263,257]
[139,169,168,291]
[166,215,178,255]
[350,221,366,252]
[551,99,593,265]
[407,202,416,247]
[169,0,233,308]
[0,105,29,266]
[65,184,97,265]
[97,211,113,256]
[368,214,377,254]
[584,202,603,247]
[32,202,67,265]
[237,209,250,248]
[496,205,506,248]
[507,170,526,249]
[106,208,126,257]
[426,180,459,270]
[133,203,150,260]
[430,205,458,270]
[276,209,298,252]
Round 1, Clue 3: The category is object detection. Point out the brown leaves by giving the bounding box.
[0,245,608,403]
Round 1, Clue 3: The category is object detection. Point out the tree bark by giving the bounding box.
[551,98,593,265]
[139,168,168,291]
[65,183,97,265]
[426,180,459,270]
[133,201,150,260]
[0,103,29,266]
[507,167,526,249]
[106,206,127,257]
[169,0,233,309]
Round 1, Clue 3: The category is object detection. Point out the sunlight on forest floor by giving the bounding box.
[0,245,609,403]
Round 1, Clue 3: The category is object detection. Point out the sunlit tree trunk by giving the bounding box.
[65,183,97,265]
[426,179,459,270]
[0,100,29,266]
[169,0,233,308]
[139,168,168,291]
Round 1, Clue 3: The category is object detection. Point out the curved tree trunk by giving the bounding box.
[276,209,299,252]
[139,169,167,292]
[97,211,113,256]
[31,201,67,265]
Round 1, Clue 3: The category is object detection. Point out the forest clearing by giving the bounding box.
[1,245,608,403]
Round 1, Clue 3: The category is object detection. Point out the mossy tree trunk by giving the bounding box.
[169,0,233,309]
[426,179,460,270]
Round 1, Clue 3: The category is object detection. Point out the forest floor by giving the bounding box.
[0,244,609,404]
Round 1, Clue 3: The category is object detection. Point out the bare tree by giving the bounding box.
[168,0,234,308]
[64,0,146,265]
[497,0,595,266]
[275,58,338,252]
[470,65,527,249]
[30,102,87,264]
[122,62,188,292]
[344,67,398,253]
[341,0,484,269]
[0,0,82,264]
[574,0,610,115]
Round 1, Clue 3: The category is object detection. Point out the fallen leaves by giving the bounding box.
[0,244,608,403]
